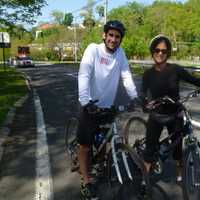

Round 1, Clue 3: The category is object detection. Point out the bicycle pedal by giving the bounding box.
[71,165,79,172]
[151,161,162,175]
[70,160,79,172]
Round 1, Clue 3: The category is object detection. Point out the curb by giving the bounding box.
[0,94,29,163]
[0,72,32,163]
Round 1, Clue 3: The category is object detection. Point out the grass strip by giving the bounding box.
[0,66,27,127]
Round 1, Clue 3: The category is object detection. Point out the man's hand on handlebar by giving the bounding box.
[83,100,99,114]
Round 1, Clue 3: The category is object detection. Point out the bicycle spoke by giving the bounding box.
[123,117,147,148]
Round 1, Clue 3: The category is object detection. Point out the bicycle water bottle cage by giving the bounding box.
[94,131,105,149]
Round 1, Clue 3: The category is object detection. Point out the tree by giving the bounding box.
[80,0,95,28]
[51,10,64,25]
[96,5,104,18]
[0,0,47,28]
[83,18,95,28]
[63,13,73,26]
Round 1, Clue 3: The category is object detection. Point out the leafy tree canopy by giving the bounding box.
[51,10,64,25]
[0,0,47,29]
[63,13,73,26]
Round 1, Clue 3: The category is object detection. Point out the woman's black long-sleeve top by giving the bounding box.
[141,63,200,103]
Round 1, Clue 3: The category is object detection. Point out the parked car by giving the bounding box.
[16,56,35,67]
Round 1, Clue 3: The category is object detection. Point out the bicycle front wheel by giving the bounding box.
[107,143,151,200]
[107,143,142,186]
[107,143,150,198]
[123,116,147,148]
[182,146,200,200]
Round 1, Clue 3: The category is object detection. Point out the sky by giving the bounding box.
[34,0,153,25]
[34,0,186,26]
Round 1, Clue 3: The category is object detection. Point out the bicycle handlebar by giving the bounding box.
[181,88,200,103]
[146,88,200,111]
[84,100,131,115]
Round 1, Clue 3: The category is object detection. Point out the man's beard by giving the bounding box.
[103,39,120,53]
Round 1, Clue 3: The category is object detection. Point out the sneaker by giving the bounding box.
[70,160,79,172]
[91,163,105,180]
[80,182,99,200]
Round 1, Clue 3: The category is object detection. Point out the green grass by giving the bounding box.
[130,64,146,75]
[0,66,27,127]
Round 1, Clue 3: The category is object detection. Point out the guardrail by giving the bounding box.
[129,60,200,73]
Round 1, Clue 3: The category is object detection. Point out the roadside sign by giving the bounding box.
[0,32,11,48]
[0,32,10,43]
[0,32,11,70]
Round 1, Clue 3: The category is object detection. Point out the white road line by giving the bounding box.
[65,73,78,78]
[34,89,54,200]
[191,119,200,129]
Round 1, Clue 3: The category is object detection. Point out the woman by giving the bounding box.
[141,34,200,182]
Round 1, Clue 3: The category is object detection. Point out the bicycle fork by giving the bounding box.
[190,148,200,188]
[185,136,200,188]
[111,123,133,184]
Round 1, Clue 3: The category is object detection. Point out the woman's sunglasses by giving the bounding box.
[153,48,168,54]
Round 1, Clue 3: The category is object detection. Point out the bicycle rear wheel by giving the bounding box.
[64,117,79,172]
[182,146,200,200]
[123,116,147,148]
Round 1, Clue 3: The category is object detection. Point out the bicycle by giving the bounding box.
[64,103,142,199]
[123,88,200,200]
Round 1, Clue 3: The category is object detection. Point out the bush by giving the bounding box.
[30,49,59,61]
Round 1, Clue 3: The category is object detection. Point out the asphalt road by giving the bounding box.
[0,63,200,200]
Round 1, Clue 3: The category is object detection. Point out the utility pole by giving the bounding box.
[2,34,6,70]
[104,0,108,24]
[73,17,78,63]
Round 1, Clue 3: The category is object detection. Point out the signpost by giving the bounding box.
[0,32,11,70]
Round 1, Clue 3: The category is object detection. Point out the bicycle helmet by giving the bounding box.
[149,34,172,57]
[104,20,126,38]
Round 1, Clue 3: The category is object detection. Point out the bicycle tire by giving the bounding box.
[107,143,151,199]
[123,116,147,148]
[115,181,141,200]
[182,146,200,200]
[64,117,79,172]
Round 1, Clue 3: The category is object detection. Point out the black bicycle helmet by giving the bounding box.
[149,34,172,57]
[104,20,126,38]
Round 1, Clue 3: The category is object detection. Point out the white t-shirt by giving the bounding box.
[78,43,137,107]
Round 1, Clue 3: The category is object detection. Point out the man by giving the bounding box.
[77,20,138,200]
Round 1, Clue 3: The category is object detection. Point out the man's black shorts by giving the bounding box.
[76,108,115,145]
[76,110,98,145]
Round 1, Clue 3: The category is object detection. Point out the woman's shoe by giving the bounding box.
[175,160,182,183]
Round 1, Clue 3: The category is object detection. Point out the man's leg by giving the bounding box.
[76,111,99,199]
[78,144,91,184]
